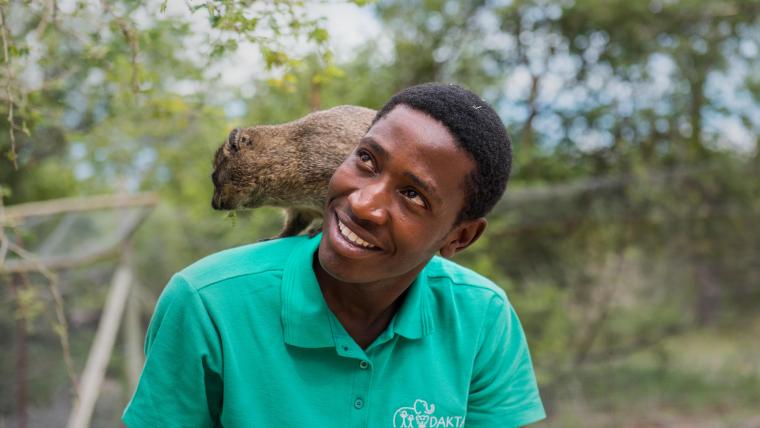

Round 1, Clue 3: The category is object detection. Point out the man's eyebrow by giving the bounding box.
[361,137,389,161]
[404,171,442,205]
[361,136,442,206]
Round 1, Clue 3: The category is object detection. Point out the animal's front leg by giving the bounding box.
[305,223,323,237]
[277,208,318,238]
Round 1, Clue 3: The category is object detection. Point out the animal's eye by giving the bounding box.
[213,145,224,166]
[401,188,426,208]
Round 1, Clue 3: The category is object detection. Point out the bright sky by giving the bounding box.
[49,0,756,156]
[144,1,758,154]
[156,1,383,91]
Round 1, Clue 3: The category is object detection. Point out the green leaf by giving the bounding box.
[309,28,329,43]
[263,49,289,68]
[226,210,237,227]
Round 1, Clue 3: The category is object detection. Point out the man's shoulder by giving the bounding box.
[425,256,508,303]
[422,257,518,349]
[177,236,308,290]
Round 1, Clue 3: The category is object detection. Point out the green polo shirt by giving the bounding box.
[123,234,545,428]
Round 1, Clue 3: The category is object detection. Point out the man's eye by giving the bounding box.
[357,150,374,169]
[402,189,426,208]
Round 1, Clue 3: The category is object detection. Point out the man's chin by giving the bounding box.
[316,238,384,284]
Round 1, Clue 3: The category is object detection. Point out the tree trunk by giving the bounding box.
[11,274,28,428]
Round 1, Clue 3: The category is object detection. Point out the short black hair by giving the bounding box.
[373,82,512,223]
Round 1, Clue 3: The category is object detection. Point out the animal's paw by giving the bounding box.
[256,233,290,242]
[306,225,323,238]
[258,230,296,242]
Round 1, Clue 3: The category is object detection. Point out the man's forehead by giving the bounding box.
[360,108,475,212]
[366,105,456,148]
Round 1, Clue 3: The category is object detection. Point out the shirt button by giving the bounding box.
[359,360,369,369]
[354,398,364,409]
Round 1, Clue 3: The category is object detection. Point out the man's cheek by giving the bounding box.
[327,162,354,195]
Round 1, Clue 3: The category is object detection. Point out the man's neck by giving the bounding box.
[312,254,423,348]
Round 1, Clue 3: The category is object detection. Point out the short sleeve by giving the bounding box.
[466,295,546,427]
[122,274,223,428]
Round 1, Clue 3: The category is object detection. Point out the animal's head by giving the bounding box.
[211,126,275,210]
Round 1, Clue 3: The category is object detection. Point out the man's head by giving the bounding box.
[317,83,511,286]
[373,82,512,224]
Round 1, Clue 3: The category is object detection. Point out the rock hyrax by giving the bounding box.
[211,105,377,237]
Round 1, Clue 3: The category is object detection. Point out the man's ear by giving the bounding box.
[439,217,487,258]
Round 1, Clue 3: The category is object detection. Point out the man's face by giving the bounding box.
[317,104,480,285]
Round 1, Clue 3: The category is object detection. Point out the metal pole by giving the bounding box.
[66,244,133,428]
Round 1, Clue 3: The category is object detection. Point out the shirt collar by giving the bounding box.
[281,234,437,348]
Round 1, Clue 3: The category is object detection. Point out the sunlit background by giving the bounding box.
[1,0,759,427]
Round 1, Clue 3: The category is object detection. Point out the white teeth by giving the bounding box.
[337,220,376,249]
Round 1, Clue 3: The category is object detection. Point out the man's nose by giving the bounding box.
[348,182,390,225]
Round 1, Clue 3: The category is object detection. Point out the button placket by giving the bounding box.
[353,398,364,409]
[349,354,372,428]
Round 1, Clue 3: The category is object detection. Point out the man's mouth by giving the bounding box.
[336,216,379,250]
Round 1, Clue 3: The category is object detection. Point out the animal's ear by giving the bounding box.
[227,128,240,153]
[240,134,253,146]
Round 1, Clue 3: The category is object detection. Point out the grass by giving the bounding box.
[534,323,760,427]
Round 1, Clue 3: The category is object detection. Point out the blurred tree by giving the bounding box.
[0,0,360,178]
[0,0,369,420]
[1,0,759,423]
[311,0,760,386]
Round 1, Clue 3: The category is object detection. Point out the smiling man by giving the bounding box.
[123,83,546,427]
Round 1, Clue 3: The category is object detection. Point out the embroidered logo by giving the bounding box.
[392,399,465,428]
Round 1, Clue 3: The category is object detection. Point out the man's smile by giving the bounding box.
[337,217,379,249]
[331,211,383,253]
[317,104,475,285]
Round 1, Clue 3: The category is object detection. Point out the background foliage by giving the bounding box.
[1,0,759,426]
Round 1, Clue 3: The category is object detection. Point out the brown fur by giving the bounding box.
[211,105,377,237]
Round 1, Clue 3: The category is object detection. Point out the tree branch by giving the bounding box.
[0,3,17,169]
[2,192,158,224]
[100,0,140,93]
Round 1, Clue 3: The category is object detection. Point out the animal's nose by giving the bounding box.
[211,170,219,186]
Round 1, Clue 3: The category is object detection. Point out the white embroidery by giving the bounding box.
[392,399,465,428]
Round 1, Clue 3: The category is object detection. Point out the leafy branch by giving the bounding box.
[100,0,141,93]
[0,2,17,169]
[0,186,79,403]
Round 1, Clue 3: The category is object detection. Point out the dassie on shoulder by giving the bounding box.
[211,105,377,238]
